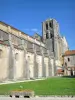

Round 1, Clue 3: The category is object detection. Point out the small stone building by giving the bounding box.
[63,50,75,76]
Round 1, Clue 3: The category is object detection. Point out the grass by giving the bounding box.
[0,77,75,96]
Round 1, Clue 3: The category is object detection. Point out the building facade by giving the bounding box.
[63,50,75,76]
[0,18,68,82]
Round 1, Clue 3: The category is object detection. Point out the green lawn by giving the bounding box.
[0,77,75,95]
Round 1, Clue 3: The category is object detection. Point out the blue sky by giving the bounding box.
[0,0,75,49]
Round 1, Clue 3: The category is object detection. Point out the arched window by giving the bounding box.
[51,34,53,38]
[65,62,67,66]
[46,23,48,30]
[49,22,53,28]
[0,49,3,58]
[68,58,70,62]
[15,53,18,61]
[46,33,49,39]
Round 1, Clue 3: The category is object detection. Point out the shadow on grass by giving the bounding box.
[62,75,75,78]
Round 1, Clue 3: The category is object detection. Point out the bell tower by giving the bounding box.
[42,18,54,41]
[42,18,60,58]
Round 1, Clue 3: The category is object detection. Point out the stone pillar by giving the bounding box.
[26,54,30,79]
[8,33,16,80]
[54,37,59,75]
[33,44,38,78]
[40,47,45,77]
[46,50,52,77]
[42,55,45,77]
[48,56,52,77]
[50,58,55,76]
[22,39,29,79]
[54,58,57,76]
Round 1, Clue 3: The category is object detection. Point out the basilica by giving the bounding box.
[0,18,68,82]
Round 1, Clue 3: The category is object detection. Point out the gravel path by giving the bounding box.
[0,96,75,100]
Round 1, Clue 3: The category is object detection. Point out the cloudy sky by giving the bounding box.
[0,0,75,49]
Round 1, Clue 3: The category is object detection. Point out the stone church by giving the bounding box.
[0,18,68,82]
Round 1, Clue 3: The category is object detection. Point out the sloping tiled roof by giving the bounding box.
[64,50,75,56]
[57,69,64,74]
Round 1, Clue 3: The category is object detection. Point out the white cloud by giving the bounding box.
[31,28,38,32]
[24,28,41,33]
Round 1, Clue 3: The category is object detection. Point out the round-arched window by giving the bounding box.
[46,33,49,39]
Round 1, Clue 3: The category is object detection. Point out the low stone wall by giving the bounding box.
[10,90,35,98]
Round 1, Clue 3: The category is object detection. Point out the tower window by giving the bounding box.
[46,33,49,39]
[51,34,53,38]
[49,22,52,28]
[68,58,70,62]
[52,39,54,52]
[46,23,48,30]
